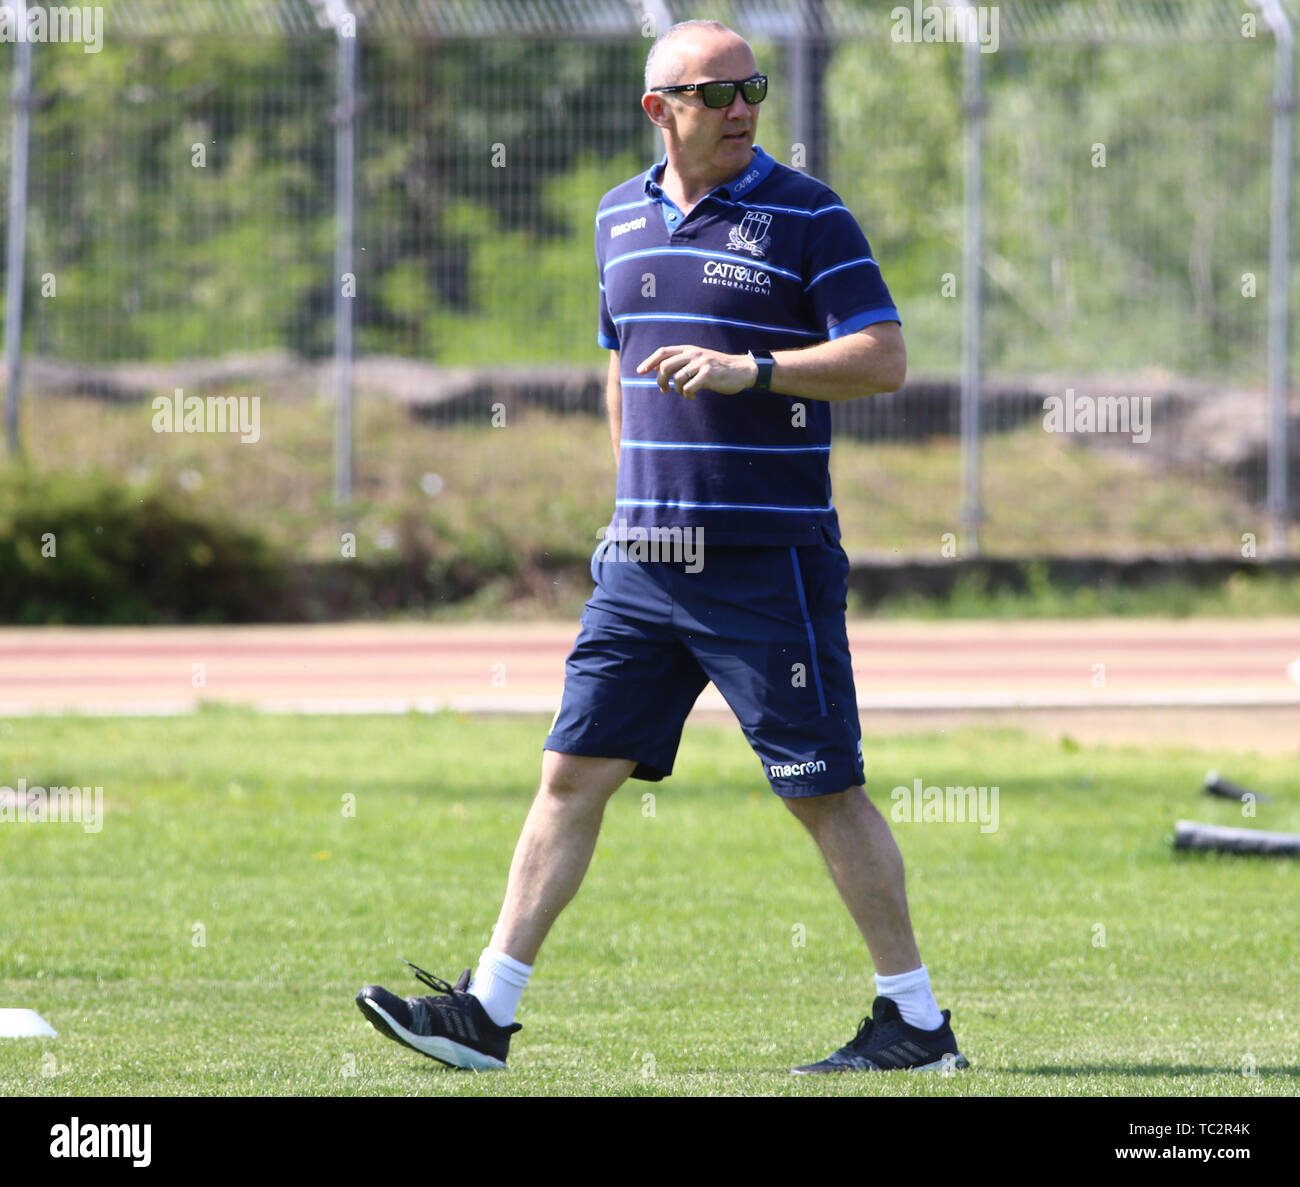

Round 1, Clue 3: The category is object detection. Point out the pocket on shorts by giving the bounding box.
[827,528,849,613]
[590,535,608,584]
[795,526,848,618]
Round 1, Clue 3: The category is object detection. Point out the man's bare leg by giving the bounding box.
[353,751,634,1065]
[783,785,922,976]
[488,750,636,966]
[784,786,967,1071]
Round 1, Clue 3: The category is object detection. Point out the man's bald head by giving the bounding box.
[644,19,754,91]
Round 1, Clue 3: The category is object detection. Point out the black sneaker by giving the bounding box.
[792,995,969,1074]
[356,958,521,1071]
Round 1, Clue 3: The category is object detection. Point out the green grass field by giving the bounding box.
[1,710,1296,1097]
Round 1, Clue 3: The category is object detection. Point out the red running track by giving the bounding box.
[1,619,1298,715]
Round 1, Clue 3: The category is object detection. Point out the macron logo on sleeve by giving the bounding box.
[610,216,647,238]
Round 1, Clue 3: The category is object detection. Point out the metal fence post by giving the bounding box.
[331,5,357,506]
[3,1,32,459]
[790,0,828,180]
[1261,0,1293,556]
[960,24,985,556]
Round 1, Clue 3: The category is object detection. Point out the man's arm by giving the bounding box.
[635,322,906,404]
[764,321,906,402]
[605,349,622,467]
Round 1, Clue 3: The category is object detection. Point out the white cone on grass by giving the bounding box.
[0,1008,57,1037]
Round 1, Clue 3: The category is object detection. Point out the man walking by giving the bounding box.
[357,18,967,1076]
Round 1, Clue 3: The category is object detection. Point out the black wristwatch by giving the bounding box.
[748,348,774,392]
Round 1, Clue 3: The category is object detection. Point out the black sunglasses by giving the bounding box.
[650,74,767,108]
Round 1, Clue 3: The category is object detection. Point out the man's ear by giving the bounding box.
[641,92,672,129]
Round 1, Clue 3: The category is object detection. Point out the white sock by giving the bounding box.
[874,964,944,1031]
[467,947,532,1027]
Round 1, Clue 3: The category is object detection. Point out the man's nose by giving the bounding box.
[725,87,752,120]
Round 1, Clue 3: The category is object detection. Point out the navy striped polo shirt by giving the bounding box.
[595,144,900,547]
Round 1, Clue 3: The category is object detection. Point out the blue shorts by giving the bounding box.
[544,524,864,798]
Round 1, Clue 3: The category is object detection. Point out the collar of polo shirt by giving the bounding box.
[643,144,777,207]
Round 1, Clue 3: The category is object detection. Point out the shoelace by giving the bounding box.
[848,1015,875,1049]
[399,957,458,998]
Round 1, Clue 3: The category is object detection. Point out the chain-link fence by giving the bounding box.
[1,0,1297,566]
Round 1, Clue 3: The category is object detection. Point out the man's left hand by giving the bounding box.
[636,346,758,400]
